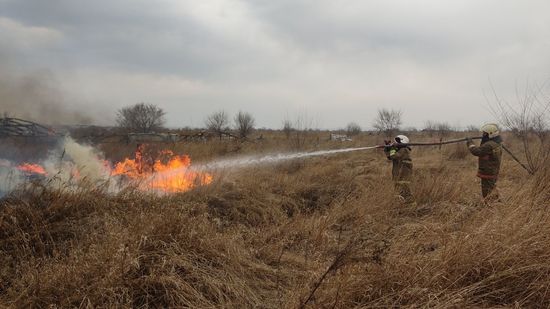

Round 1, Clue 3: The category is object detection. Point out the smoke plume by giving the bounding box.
[0,68,92,125]
[44,137,111,182]
[0,137,112,197]
[0,159,24,195]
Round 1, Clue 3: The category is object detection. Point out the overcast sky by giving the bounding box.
[1,0,549,129]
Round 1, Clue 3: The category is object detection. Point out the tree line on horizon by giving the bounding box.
[114,103,482,139]
[111,99,550,171]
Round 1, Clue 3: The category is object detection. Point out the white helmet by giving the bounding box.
[480,123,499,138]
[395,134,409,144]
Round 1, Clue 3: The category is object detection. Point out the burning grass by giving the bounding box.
[1,141,213,195]
[111,148,213,193]
[1,134,549,307]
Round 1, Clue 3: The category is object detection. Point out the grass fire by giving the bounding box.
[1,140,213,195]
[111,146,213,193]
[2,2,550,307]
[16,162,47,175]
[2,117,550,308]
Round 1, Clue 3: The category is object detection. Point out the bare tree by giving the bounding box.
[486,80,550,174]
[234,111,255,138]
[423,120,436,137]
[282,118,293,139]
[424,121,452,138]
[205,110,230,140]
[116,103,165,133]
[289,114,314,150]
[281,114,314,149]
[346,122,361,136]
[465,124,479,132]
[435,122,452,138]
[373,108,402,138]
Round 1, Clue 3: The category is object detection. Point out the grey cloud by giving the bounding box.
[0,69,93,125]
[0,0,256,78]
[0,0,549,129]
[248,0,548,59]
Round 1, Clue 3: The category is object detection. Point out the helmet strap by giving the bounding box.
[481,132,490,144]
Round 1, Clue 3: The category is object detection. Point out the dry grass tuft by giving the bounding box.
[1,134,548,308]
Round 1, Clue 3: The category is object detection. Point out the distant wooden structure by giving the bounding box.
[0,117,242,144]
[126,132,209,143]
[79,129,239,144]
[0,117,57,137]
[329,133,352,141]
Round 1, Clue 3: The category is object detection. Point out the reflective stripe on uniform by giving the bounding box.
[396,180,411,184]
[477,173,498,179]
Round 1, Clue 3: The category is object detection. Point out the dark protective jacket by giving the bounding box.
[385,147,413,182]
[468,138,502,179]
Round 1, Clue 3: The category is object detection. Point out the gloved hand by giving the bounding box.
[383,140,391,151]
[388,148,397,159]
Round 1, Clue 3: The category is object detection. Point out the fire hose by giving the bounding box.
[387,136,481,147]
[378,136,532,174]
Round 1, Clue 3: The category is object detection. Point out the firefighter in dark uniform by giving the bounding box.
[384,134,415,205]
[466,123,502,201]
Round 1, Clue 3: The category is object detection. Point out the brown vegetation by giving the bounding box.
[1,132,547,308]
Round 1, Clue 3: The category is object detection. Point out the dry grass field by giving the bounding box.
[1,131,549,308]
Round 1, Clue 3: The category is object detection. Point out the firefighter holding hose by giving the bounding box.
[384,135,416,205]
[466,123,502,201]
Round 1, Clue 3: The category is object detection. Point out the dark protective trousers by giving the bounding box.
[481,178,498,199]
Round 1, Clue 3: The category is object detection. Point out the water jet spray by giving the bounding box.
[181,136,529,175]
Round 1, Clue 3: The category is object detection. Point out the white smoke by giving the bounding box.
[0,137,114,197]
[0,158,24,195]
[44,136,111,183]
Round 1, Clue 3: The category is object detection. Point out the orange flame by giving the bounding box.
[9,146,212,193]
[17,163,47,175]
[111,148,212,193]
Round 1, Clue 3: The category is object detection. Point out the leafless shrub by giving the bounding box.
[423,120,436,136]
[282,118,293,139]
[423,120,453,138]
[205,110,230,140]
[448,142,470,160]
[234,111,255,138]
[373,108,402,138]
[116,102,165,133]
[486,80,550,173]
[436,122,452,137]
[288,114,314,150]
[346,122,361,136]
